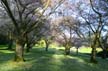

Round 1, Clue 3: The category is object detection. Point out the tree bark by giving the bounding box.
[65,47,70,55]
[45,40,49,52]
[102,49,107,59]
[26,44,32,53]
[90,47,97,63]
[45,43,49,51]
[7,39,13,50]
[90,37,98,63]
[76,48,79,55]
[14,40,25,62]
[90,32,99,63]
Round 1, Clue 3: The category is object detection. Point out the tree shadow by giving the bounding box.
[23,48,108,71]
[3,47,58,71]
[0,50,14,67]
[18,48,95,71]
[0,47,108,71]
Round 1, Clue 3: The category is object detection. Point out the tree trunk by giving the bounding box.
[26,44,31,53]
[102,49,107,59]
[90,33,98,63]
[65,47,70,55]
[90,47,97,63]
[76,48,79,55]
[45,40,49,52]
[7,39,13,50]
[45,43,49,51]
[14,40,25,62]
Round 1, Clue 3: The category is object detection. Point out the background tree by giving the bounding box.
[0,0,64,62]
[73,0,108,63]
[52,16,82,55]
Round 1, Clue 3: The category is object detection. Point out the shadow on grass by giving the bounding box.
[0,45,8,50]
[0,47,108,71]
[23,48,105,71]
[0,50,14,64]
[24,47,56,61]
[15,48,102,71]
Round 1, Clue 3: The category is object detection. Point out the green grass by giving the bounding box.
[0,45,8,49]
[0,46,108,71]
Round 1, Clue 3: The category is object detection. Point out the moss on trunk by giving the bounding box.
[14,40,25,62]
[90,47,97,63]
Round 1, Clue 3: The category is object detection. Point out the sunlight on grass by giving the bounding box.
[0,50,14,53]
[79,47,92,53]
[0,61,20,71]
[0,45,8,49]
[78,46,102,53]
[0,60,33,71]
[0,46,108,71]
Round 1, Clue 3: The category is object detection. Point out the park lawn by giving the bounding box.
[0,45,8,49]
[0,46,108,71]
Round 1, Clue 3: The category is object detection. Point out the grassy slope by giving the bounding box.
[0,46,108,71]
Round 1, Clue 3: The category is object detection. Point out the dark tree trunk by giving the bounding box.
[102,49,107,59]
[7,39,13,50]
[90,47,97,63]
[26,46,30,53]
[76,48,79,55]
[65,47,70,55]
[26,44,32,53]
[45,43,49,51]
[45,40,49,52]
[90,33,98,64]
[14,40,25,62]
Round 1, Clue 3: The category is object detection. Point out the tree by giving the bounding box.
[0,0,64,62]
[73,38,82,55]
[0,23,14,50]
[91,0,108,59]
[25,20,48,52]
[42,19,54,52]
[0,0,58,62]
[52,16,81,55]
[74,0,108,63]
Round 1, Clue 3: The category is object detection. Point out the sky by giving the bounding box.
[47,0,108,38]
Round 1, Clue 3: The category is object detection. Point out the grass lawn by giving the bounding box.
[0,46,108,71]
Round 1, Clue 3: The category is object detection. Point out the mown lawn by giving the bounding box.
[0,46,108,71]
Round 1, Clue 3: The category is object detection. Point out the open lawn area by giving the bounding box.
[0,46,108,71]
[0,0,108,71]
